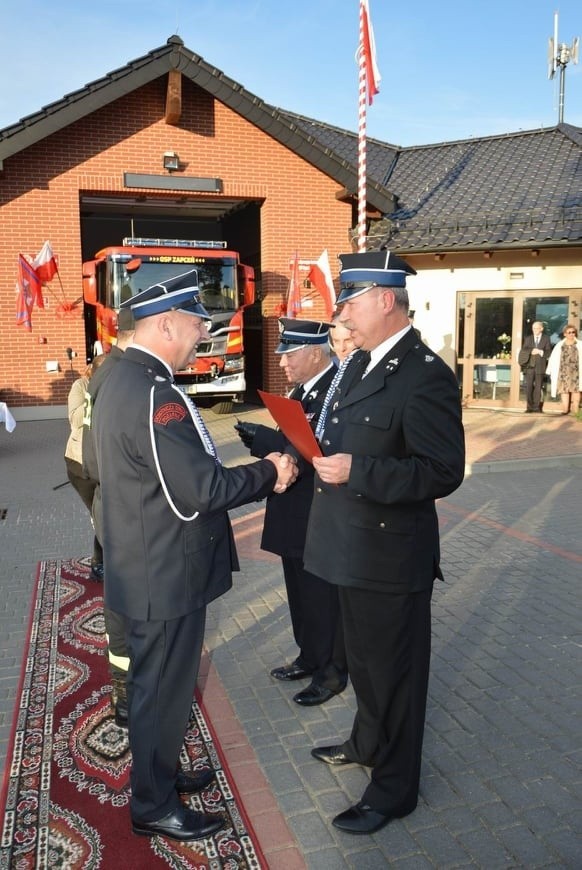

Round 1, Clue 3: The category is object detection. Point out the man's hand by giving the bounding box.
[265,452,298,493]
[234,420,257,449]
[313,453,352,485]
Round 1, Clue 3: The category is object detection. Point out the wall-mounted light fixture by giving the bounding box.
[163,151,180,172]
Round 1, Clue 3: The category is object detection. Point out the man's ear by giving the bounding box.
[158,312,174,340]
[380,288,397,313]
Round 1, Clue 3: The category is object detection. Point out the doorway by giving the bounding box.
[457,290,579,408]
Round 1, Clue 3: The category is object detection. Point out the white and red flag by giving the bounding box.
[361,0,381,104]
[33,240,58,286]
[307,250,336,320]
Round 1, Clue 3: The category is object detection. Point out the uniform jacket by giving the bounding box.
[520,334,552,372]
[304,330,465,594]
[82,345,124,482]
[250,365,336,558]
[93,347,277,621]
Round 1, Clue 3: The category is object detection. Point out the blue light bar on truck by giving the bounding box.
[122,238,227,249]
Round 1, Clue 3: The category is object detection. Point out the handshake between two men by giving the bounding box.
[235,420,297,495]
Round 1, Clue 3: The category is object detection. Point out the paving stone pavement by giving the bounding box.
[0,407,580,868]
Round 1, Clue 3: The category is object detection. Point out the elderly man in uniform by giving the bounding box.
[235,319,347,706]
[93,271,297,842]
[305,250,465,834]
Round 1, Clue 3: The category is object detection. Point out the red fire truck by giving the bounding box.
[82,237,255,411]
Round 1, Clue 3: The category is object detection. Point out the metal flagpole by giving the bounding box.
[357,0,367,252]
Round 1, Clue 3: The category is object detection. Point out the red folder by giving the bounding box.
[257,390,323,464]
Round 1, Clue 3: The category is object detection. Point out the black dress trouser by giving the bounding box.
[123,606,206,822]
[339,585,433,815]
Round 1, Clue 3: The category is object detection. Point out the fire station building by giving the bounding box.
[1,35,581,418]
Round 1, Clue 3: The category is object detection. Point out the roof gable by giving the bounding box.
[0,35,395,214]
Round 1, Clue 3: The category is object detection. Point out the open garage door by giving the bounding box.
[79,194,264,401]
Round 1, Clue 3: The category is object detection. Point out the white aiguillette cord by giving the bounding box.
[148,384,220,521]
[314,350,356,441]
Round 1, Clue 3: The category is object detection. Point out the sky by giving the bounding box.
[0,0,581,147]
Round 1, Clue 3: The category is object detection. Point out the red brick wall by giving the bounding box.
[0,77,351,409]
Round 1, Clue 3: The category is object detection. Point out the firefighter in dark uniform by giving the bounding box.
[235,319,348,706]
[93,271,297,842]
[82,307,136,727]
[304,251,465,834]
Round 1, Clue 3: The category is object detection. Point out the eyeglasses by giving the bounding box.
[565,330,576,335]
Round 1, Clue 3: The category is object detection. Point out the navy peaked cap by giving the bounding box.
[276,318,332,354]
[120,269,209,320]
[337,250,417,303]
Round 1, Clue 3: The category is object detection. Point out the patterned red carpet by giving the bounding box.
[0,559,265,869]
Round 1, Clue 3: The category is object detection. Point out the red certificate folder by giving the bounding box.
[257,390,323,464]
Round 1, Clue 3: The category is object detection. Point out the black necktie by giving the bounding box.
[359,351,371,378]
[289,384,304,400]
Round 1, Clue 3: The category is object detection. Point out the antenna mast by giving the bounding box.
[548,11,579,123]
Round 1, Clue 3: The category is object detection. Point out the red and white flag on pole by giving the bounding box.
[361,0,381,105]
[307,250,336,319]
[286,252,303,317]
[33,240,58,286]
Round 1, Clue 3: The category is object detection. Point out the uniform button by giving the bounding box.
[322,439,330,446]
[379,522,386,528]
[364,416,370,422]
[316,486,322,493]
[331,416,339,424]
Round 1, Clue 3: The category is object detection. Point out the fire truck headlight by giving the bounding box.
[224,356,244,373]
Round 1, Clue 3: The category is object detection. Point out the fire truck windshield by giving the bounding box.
[110,257,237,312]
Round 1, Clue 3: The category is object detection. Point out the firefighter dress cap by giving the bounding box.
[275,318,332,354]
[337,250,417,304]
[120,269,209,320]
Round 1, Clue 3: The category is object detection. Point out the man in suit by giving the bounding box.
[235,319,347,706]
[83,306,135,727]
[520,321,552,412]
[304,250,465,835]
[93,271,297,841]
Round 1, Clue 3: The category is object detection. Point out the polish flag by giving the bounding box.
[286,252,302,317]
[307,250,336,319]
[33,240,58,286]
[362,0,381,104]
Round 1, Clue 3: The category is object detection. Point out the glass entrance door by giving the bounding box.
[458,290,576,408]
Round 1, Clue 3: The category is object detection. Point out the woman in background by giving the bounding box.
[64,355,106,578]
[547,325,582,415]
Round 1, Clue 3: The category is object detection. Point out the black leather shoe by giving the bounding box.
[332,801,392,834]
[311,745,354,765]
[270,662,313,681]
[293,683,336,706]
[175,768,216,794]
[114,700,128,729]
[132,806,224,841]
